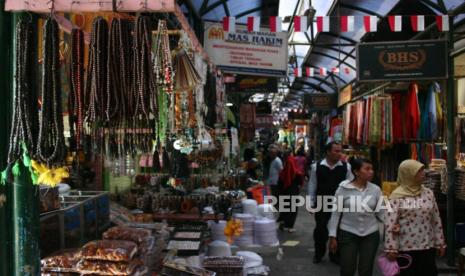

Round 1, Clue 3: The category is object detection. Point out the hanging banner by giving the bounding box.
[204,23,288,77]
[304,94,337,111]
[357,40,448,81]
[338,84,352,107]
[227,75,278,94]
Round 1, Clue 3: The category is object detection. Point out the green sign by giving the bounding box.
[357,40,448,81]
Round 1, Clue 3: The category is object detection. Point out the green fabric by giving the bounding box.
[226,107,236,125]
[157,88,168,146]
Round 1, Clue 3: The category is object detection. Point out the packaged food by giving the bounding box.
[41,249,81,273]
[81,240,138,262]
[76,259,141,275]
[102,226,151,244]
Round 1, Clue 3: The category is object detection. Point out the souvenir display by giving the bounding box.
[81,240,138,262]
[41,249,81,273]
[102,226,151,244]
[76,259,141,275]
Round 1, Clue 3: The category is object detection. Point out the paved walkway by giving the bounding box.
[260,206,456,275]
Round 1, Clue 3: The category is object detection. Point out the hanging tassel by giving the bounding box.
[162,148,171,173]
[153,149,161,172]
[174,50,201,92]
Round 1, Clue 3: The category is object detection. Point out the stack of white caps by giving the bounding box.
[233,213,255,246]
[242,199,258,216]
[210,220,227,242]
[253,218,278,246]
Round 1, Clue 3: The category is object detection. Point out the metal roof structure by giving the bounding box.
[178,0,465,109]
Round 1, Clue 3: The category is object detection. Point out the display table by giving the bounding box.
[152,213,223,222]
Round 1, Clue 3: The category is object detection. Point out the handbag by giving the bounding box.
[377,253,412,276]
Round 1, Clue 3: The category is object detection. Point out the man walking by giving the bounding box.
[267,146,283,203]
[307,142,353,264]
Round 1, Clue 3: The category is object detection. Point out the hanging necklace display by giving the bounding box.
[69,28,84,152]
[37,17,66,166]
[132,15,157,154]
[152,20,173,148]
[107,18,133,163]
[84,17,108,152]
[8,19,39,164]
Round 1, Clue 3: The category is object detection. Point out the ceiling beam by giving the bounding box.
[222,1,230,16]
[314,46,356,59]
[235,6,261,19]
[199,0,210,15]
[201,0,229,16]
[310,50,356,70]
[339,3,383,17]
[418,0,447,14]
[287,0,302,36]
[321,32,357,44]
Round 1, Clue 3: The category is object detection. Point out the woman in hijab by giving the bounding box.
[384,159,445,276]
[278,149,303,233]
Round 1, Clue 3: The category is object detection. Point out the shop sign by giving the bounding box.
[204,23,288,77]
[304,94,337,111]
[228,75,278,94]
[338,84,352,107]
[357,40,448,81]
[255,115,273,128]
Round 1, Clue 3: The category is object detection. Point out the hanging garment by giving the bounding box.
[391,92,404,142]
[405,83,421,140]
[231,127,239,156]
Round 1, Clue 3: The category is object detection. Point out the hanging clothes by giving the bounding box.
[405,83,421,140]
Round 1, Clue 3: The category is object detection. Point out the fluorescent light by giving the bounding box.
[226,103,233,107]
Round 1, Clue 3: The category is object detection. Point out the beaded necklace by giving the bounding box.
[37,18,66,166]
[69,28,84,151]
[8,19,39,164]
[84,17,108,152]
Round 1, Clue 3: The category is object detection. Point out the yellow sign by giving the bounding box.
[338,84,352,107]
[208,27,224,40]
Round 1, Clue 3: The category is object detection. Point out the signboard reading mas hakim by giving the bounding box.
[357,40,448,81]
[204,23,288,77]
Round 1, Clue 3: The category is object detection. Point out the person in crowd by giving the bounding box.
[308,141,354,264]
[278,149,303,233]
[267,145,283,201]
[294,146,307,183]
[384,159,445,276]
[328,158,382,276]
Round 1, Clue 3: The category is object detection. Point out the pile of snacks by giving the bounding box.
[40,227,154,275]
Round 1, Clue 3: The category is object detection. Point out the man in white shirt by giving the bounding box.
[307,142,353,264]
[267,146,283,200]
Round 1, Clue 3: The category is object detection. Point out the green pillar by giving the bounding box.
[446,15,457,266]
[0,1,13,275]
[11,13,41,276]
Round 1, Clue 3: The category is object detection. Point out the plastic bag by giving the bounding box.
[76,259,141,275]
[102,226,151,244]
[41,249,81,273]
[81,240,138,262]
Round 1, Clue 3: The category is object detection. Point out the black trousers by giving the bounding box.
[314,210,335,259]
[398,248,438,276]
[279,181,300,228]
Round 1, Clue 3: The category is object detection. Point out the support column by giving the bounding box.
[0,0,13,274]
[11,13,41,276]
[446,15,457,266]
